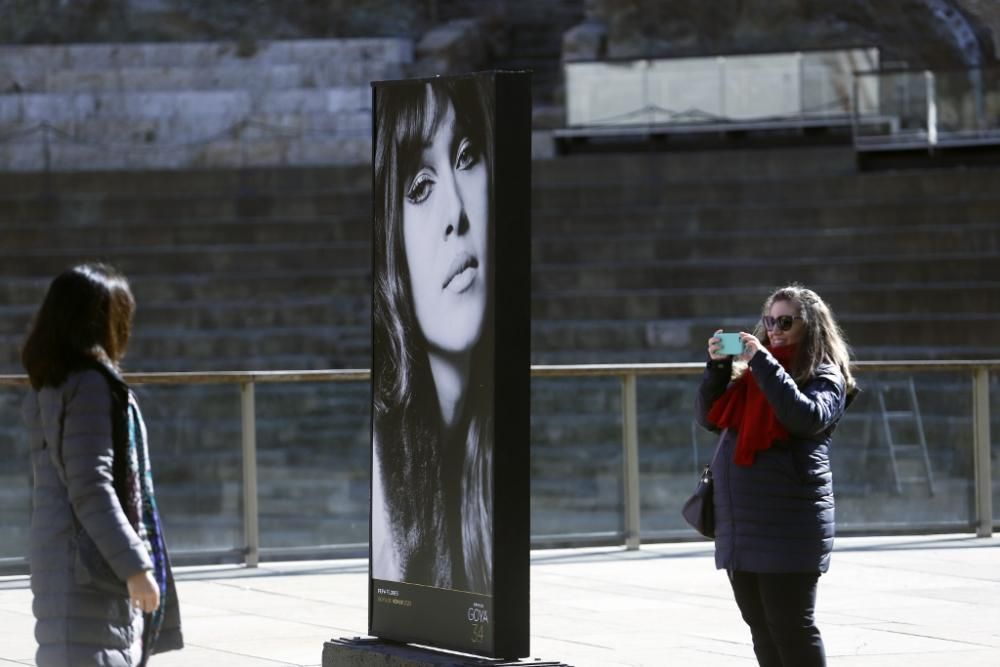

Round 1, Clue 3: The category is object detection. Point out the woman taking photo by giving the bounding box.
[22,263,182,666]
[695,284,856,667]
[371,75,494,595]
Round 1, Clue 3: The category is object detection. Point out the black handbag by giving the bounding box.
[681,465,715,538]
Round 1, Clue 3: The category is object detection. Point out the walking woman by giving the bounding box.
[22,263,182,666]
[695,284,856,667]
[371,75,495,594]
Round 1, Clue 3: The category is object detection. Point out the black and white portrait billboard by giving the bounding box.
[369,71,530,658]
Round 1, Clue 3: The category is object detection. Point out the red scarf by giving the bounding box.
[706,344,798,467]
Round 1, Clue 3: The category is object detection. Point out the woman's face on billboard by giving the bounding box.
[402,88,489,355]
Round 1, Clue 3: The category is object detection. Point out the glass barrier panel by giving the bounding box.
[638,369,983,536]
[0,385,31,560]
[636,375,707,535]
[855,70,930,144]
[531,376,624,537]
[647,57,722,123]
[835,371,975,530]
[255,381,370,549]
[803,49,880,117]
[992,371,999,530]
[722,53,801,121]
[934,70,983,137]
[565,61,649,127]
[986,69,1000,132]
[132,383,245,553]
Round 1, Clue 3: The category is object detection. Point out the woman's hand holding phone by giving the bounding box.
[709,330,762,362]
[738,332,763,361]
[708,329,727,360]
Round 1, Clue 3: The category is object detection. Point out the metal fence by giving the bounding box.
[0,360,995,570]
[560,48,880,136]
[853,66,1000,151]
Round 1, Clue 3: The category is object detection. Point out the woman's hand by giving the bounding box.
[127,570,159,614]
[707,329,727,360]
[738,332,764,361]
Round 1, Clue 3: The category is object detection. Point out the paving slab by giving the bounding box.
[0,534,997,666]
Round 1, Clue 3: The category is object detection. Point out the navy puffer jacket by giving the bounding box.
[696,350,847,574]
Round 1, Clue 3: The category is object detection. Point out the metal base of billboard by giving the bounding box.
[322,637,571,667]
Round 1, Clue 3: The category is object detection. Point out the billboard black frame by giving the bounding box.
[367,70,531,660]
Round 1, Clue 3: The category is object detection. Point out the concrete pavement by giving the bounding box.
[1,534,998,666]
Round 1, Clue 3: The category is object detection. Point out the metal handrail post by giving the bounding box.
[240,381,260,566]
[972,368,993,537]
[621,373,641,550]
[925,70,938,148]
[718,56,727,120]
[42,122,51,173]
[797,51,805,124]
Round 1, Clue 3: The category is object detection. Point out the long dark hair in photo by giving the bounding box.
[21,263,135,391]
[373,76,495,593]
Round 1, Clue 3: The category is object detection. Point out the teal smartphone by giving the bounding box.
[717,333,744,356]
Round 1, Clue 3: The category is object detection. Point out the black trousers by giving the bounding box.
[729,570,827,667]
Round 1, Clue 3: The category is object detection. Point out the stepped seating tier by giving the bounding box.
[0,39,412,171]
[3,143,999,550]
[0,39,413,90]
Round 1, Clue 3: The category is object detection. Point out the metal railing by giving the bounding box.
[852,66,1000,151]
[561,47,880,131]
[1,360,995,568]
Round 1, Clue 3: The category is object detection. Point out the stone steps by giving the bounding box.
[0,243,371,276]
[2,218,370,250]
[8,61,402,95]
[12,192,997,232]
[0,296,369,336]
[0,325,370,372]
[0,39,412,76]
[532,253,1000,291]
[0,165,369,196]
[0,270,366,307]
[530,313,999,353]
[530,343,1000,364]
[0,152,989,199]
[0,108,372,145]
[7,220,994,272]
[532,224,1000,264]
[533,147,859,183]
[534,198,1000,232]
[0,191,369,224]
[531,282,1000,320]
[0,39,412,171]
[0,88,373,123]
[0,133,372,171]
[532,169,1000,208]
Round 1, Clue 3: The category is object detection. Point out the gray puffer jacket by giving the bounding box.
[24,368,153,666]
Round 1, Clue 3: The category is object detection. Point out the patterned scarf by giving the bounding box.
[706,344,798,467]
[119,392,169,664]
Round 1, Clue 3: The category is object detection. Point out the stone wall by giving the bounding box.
[573,0,999,66]
[0,0,427,44]
[0,39,412,171]
[957,0,1000,54]
[6,1,1000,72]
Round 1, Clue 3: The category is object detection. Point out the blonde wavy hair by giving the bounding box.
[744,284,857,395]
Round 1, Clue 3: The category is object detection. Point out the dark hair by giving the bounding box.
[373,77,495,593]
[751,284,857,395]
[21,263,135,390]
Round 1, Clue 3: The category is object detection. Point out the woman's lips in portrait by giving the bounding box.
[442,252,479,293]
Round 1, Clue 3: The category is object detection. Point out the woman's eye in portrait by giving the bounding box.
[406,172,434,205]
[455,137,479,171]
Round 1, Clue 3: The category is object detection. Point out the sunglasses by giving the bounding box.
[762,315,803,332]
